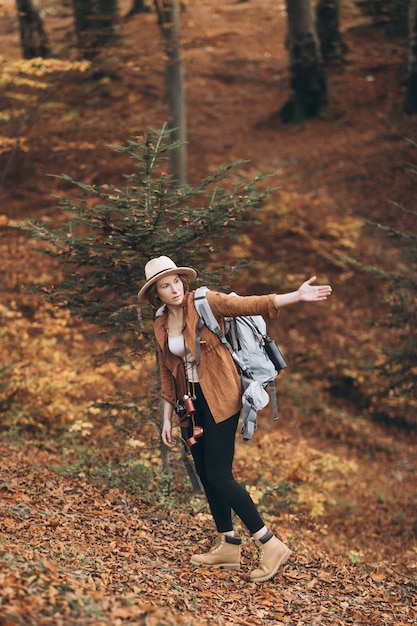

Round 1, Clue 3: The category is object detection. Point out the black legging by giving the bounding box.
[186,383,264,534]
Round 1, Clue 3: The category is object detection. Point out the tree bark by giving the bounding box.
[154,0,187,184]
[281,0,327,123]
[316,0,347,63]
[16,0,50,59]
[125,0,151,17]
[405,0,417,114]
[72,0,122,59]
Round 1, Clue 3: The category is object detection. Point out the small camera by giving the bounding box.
[175,395,203,446]
[175,394,196,418]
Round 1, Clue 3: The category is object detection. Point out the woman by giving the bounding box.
[138,255,332,583]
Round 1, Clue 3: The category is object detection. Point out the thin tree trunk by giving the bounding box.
[159,393,171,475]
[16,0,50,59]
[72,0,122,59]
[154,0,187,184]
[281,0,327,123]
[316,0,347,63]
[405,0,417,114]
[125,0,151,17]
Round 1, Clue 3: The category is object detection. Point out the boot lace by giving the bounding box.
[210,536,225,553]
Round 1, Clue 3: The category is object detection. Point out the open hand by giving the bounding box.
[298,276,332,302]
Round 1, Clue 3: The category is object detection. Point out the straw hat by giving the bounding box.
[137,256,197,302]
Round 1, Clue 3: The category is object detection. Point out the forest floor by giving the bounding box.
[0,0,417,624]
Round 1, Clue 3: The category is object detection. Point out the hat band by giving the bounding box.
[147,266,177,282]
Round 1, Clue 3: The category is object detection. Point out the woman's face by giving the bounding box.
[156,273,185,306]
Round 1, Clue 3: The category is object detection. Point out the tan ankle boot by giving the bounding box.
[249,530,291,582]
[190,534,241,570]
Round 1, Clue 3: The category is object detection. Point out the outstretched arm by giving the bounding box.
[274,276,332,308]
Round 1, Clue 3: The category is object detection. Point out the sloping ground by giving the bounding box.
[1,0,417,624]
[0,441,415,626]
[0,232,416,624]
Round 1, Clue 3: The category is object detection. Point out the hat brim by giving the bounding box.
[137,267,197,303]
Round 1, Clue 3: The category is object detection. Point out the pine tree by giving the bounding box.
[23,125,273,362]
[356,154,417,428]
[364,208,417,427]
[20,125,275,478]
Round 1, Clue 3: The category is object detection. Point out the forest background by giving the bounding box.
[0,0,416,625]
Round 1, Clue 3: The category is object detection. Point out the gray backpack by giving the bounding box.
[194,287,287,442]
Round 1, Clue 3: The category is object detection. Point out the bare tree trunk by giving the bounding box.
[159,393,171,475]
[405,0,417,115]
[316,0,347,63]
[16,0,50,59]
[154,0,187,184]
[72,0,122,59]
[125,0,151,17]
[281,0,327,123]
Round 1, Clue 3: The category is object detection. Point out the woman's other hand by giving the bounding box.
[298,276,332,302]
[162,419,177,448]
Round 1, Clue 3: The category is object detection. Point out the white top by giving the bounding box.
[168,335,199,383]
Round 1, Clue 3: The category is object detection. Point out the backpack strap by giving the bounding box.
[155,303,167,319]
[194,287,251,377]
[240,376,269,442]
[269,379,279,422]
[240,374,259,442]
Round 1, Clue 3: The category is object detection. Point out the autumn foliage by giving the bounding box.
[0,1,416,624]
